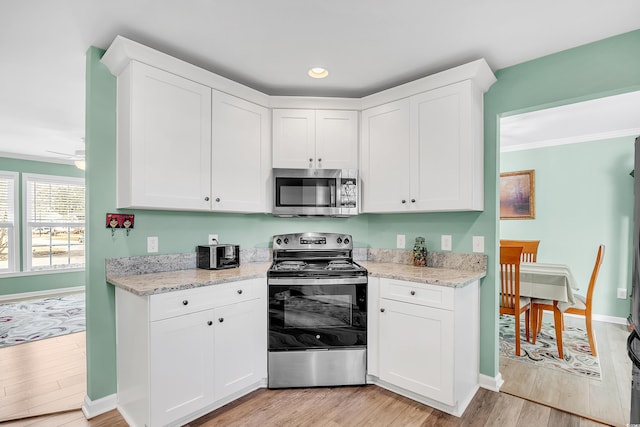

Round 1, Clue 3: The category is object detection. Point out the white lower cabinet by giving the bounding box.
[115,279,267,427]
[369,277,480,417]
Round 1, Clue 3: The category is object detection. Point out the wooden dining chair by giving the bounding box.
[500,239,540,262]
[532,244,605,356]
[500,245,531,356]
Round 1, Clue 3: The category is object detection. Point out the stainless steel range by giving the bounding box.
[267,232,367,389]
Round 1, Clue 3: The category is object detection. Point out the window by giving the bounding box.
[0,172,19,272]
[23,174,85,271]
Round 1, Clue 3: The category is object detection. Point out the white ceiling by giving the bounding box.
[1,1,640,164]
[501,90,640,152]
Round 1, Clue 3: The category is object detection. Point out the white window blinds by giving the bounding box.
[25,175,85,224]
[0,174,16,224]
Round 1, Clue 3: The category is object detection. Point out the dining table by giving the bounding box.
[518,262,580,359]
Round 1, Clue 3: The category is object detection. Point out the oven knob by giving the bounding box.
[316,335,321,339]
[344,238,350,244]
[283,238,289,244]
[337,237,342,244]
[276,238,282,245]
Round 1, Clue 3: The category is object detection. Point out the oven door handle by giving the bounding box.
[267,277,368,286]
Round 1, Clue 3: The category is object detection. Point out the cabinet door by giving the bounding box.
[125,61,212,210]
[411,80,481,211]
[378,298,455,405]
[211,90,271,212]
[360,99,411,212]
[315,110,358,170]
[149,310,215,426]
[214,298,266,400]
[272,109,316,168]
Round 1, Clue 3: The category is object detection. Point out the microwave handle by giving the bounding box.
[331,181,336,206]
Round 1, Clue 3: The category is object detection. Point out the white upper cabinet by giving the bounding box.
[410,81,483,211]
[118,61,212,211]
[273,109,358,169]
[112,60,270,213]
[361,80,486,213]
[360,100,411,212]
[211,90,271,213]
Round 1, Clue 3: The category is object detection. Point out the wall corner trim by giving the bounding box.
[81,393,117,419]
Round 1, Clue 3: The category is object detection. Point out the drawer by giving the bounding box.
[150,280,260,321]
[379,278,454,310]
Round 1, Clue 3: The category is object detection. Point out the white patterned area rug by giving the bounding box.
[499,314,601,380]
[0,293,85,347]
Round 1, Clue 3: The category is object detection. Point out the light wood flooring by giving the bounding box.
[3,385,609,427]
[500,315,631,427]
[0,332,86,422]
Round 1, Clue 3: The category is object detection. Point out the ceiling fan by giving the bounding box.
[45,149,86,169]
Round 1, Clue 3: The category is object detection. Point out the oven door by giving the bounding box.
[268,280,367,351]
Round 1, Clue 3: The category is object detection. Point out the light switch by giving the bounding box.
[472,236,485,253]
[441,235,452,251]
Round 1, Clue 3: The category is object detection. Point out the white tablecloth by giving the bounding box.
[518,262,579,312]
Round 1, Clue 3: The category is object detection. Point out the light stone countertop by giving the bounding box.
[361,261,486,288]
[107,260,485,296]
[106,262,271,296]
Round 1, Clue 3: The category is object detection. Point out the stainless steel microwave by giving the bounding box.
[272,169,358,217]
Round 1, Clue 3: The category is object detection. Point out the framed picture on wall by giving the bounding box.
[500,169,535,220]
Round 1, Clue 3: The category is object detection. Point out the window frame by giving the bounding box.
[22,173,85,273]
[0,171,19,274]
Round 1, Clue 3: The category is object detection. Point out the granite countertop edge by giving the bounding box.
[360,262,486,288]
[107,260,486,296]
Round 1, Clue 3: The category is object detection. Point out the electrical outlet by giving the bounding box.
[208,234,219,245]
[618,288,628,299]
[472,236,485,253]
[147,236,158,253]
[396,234,406,249]
[441,235,452,251]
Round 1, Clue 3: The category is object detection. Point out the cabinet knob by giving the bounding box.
[401,199,406,204]
[215,197,220,202]
[411,199,416,203]
[318,158,322,162]
[380,308,385,313]
[410,290,416,296]
[182,300,189,306]
[309,158,313,162]
[204,197,210,201]
[237,289,243,294]
[207,320,213,326]
[218,318,224,323]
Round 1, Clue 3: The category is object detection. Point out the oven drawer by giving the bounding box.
[150,280,260,321]
[380,278,454,310]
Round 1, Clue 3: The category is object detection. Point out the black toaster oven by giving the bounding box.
[197,244,240,270]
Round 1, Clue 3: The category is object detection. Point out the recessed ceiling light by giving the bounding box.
[308,67,329,79]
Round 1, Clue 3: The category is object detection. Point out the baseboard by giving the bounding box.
[81,393,117,419]
[0,286,85,302]
[479,372,503,392]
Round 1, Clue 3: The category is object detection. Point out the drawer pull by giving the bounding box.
[207,320,213,326]
[410,291,416,296]
[237,289,243,294]
[182,300,189,306]
[218,318,224,323]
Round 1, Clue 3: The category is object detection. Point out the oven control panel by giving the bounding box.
[272,232,352,250]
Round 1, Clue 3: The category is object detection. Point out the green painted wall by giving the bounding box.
[485,29,640,378]
[501,137,634,318]
[0,157,84,295]
[85,28,640,401]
